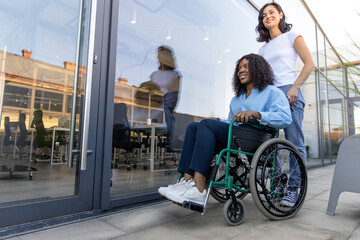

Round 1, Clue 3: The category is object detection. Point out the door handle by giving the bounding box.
[80,0,97,171]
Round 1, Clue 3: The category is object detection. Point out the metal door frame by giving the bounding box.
[0,0,106,229]
[97,0,163,210]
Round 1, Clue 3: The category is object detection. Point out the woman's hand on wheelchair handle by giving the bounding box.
[231,111,261,124]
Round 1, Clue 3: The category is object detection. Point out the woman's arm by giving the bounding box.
[287,36,315,106]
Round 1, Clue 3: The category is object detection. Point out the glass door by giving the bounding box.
[105,0,261,208]
[348,99,360,136]
[0,0,98,228]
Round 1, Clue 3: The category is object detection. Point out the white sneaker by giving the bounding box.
[164,180,195,203]
[158,177,187,197]
[165,184,206,206]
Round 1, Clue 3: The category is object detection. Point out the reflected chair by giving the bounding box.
[3,117,19,155]
[112,103,142,170]
[2,115,36,180]
[3,117,13,147]
[31,110,50,160]
[18,113,29,148]
[157,112,195,171]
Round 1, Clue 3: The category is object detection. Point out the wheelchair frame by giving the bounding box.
[176,118,308,226]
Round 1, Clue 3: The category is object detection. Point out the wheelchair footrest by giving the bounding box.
[180,201,204,213]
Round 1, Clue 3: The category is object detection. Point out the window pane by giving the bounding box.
[111,0,260,198]
[0,0,87,209]
[3,85,31,108]
[34,90,63,112]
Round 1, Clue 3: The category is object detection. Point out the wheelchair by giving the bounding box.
[175,118,307,226]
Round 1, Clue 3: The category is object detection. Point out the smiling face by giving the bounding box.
[237,58,251,85]
[262,4,283,30]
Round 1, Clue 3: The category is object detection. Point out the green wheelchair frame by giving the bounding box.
[176,118,308,226]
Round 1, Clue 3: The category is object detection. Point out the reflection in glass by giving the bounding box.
[111,0,260,198]
[327,102,344,160]
[354,101,360,134]
[348,66,360,98]
[3,85,31,109]
[0,0,87,207]
[34,90,63,112]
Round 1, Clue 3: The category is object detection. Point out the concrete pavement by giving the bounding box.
[7,164,360,240]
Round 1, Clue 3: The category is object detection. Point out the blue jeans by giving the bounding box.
[164,106,173,143]
[278,84,306,191]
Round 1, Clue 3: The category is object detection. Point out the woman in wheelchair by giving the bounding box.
[158,53,292,207]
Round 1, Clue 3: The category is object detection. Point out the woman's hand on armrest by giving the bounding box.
[230,111,261,124]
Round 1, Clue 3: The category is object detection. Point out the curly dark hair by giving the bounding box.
[256,2,292,43]
[232,54,274,97]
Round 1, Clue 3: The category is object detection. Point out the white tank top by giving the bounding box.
[259,31,300,87]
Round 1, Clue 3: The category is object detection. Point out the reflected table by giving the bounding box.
[130,124,167,172]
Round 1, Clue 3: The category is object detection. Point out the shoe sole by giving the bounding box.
[164,190,206,206]
[164,190,185,204]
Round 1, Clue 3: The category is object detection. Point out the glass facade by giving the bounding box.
[0,0,88,209]
[0,0,358,229]
[110,0,261,198]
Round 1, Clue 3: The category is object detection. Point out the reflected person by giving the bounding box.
[150,45,182,149]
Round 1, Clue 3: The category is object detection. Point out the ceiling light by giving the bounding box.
[204,28,209,41]
[166,27,172,40]
[131,8,136,24]
[224,42,230,52]
[217,55,222,64]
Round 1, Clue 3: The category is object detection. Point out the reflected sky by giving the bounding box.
[116,0,261,118]
[0,0,82,67]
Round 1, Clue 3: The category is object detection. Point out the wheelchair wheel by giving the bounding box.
[223,198,245,226]
[249,138,307,220]
[210,155,249,203]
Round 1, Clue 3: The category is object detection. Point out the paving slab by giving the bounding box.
[9,219,126,240]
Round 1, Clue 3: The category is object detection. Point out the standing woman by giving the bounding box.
[256,2,315,207]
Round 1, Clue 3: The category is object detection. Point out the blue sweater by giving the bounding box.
[222,85,292,129]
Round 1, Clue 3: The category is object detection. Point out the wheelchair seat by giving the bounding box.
[230,124,274,153]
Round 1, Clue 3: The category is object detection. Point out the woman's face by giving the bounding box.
[262,5,283,30]
[237,59,251,85]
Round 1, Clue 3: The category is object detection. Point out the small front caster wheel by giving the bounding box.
[223,198,245,226]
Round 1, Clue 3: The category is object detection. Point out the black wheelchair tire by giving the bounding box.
[223,198,245,226]
[249,138,307,220]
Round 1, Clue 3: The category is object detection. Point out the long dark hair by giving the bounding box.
[232,54,274,97]
[256,2,292,43]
